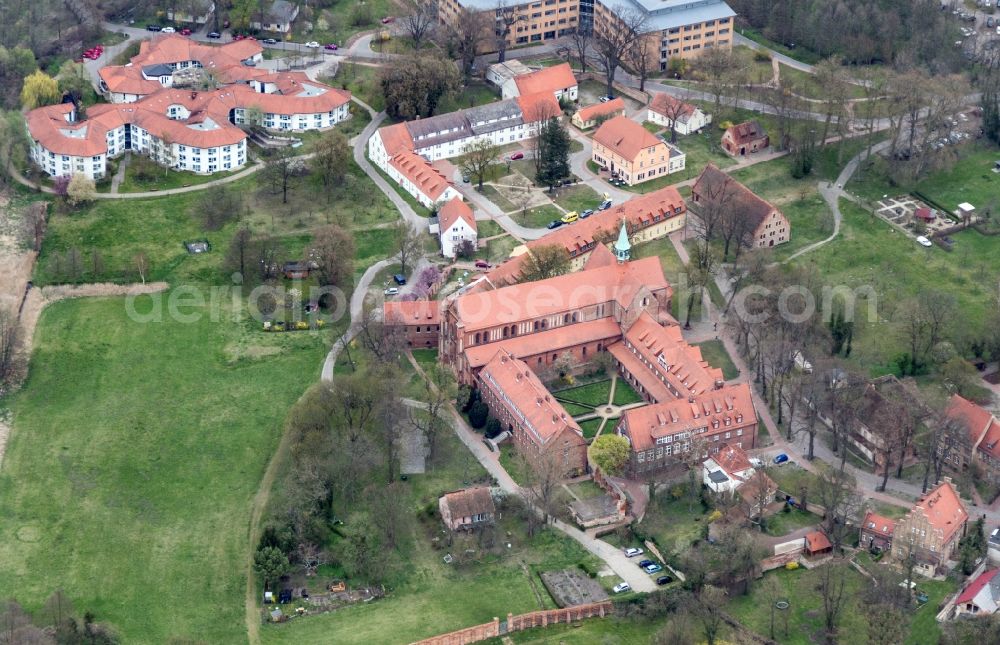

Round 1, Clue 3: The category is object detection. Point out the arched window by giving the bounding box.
[582,346,587,357]
[510,325,517,337]
[563,314,570,324]
[572,312,579,322]
[533,321,539,331]
[474,332,481,344]
[503,327,509,338]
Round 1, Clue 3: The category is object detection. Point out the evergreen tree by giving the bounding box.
[535,117,571,188]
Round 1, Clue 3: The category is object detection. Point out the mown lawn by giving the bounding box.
[514,205,562,228]
[914,146,1000,213]
[763,507,821,536]
[0,297,328,643]
[552,184,604,213]
[553,380,614,407]
[611,378,643,406]
[578,418,604,440]
[694,340,740,381]
[118,163,244,194]
[640,495,713,555]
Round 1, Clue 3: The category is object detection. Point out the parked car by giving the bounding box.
[381,16,395,24]
[581,209,594,218]
[208,31,221,38]
[462,173,470,183]
[612,582,631,594]
[599,199,613,210]
[600,95,614,103]
[637,559,653,568]
[161,26,176,33]
[305,41,320,48]
[384,287,399,296]
[561,211,579,224]
[474,260,491,269]
[643,563,663,574]
[916,235,933,247]
[546,220,563,230]
[179,28,192,36]
[325,43,339,50]
[393,274,407,285]
[146,24,162,31]
[509,151,524,160]
[624,547,643,558]
[263,38,278,44]
[656,575,673,586]
[773,453,789,465]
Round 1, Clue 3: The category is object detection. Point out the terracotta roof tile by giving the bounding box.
[713,444,753,477]
[725,120,767,146]
[912,480,968,546]
[649,93,697,123]
[515,91,562,123]
[441,487,495,518]
[593,116,666,162]
[438,197,476,233]
[384,300,441,325]
[692,164,779,231]
[946,393,995,448]
[862,510,896,538]
[957,568,1000,606]
[389,151,454,201]
[513,63,576,96]
[479,347,583,445]
[464,318,622,369]
[575,97,625,123]
[622,311,723,399]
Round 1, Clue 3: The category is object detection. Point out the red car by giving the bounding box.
[474,260,491,269]
[509,151,524,160]
[179,28,192,36]
[234,34,245,40]
[380,16,395,24]
[324,43,338,50]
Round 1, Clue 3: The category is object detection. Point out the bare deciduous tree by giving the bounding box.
[401,0,437,49]
[593,4,647,99]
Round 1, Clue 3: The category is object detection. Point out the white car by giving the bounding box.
[624,547,643,558]
[612,582,631,594]
[384,287,399,296]
[916,236,933,247]
[305,41,321,48]
[161,26,176,33]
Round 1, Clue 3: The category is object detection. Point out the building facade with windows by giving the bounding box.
[436,0,581,48]
[891,479,969,576]
[592,116,685,185]
[691,164,791,249]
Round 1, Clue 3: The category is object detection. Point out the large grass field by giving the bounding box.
[789,198,1000,374]
[0,297,329,643]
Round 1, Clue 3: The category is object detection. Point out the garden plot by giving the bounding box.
[540,569,609,607]
[874,195,957,233]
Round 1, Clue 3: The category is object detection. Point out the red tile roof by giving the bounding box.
[619,382,755,451]
[575,98,626,123]
[464,318,622,370]
[440,487,495,518]
[438,197,476,233]
[737,470,778,504]
[805,531,833,553]
[946,393,995,448]
[384,300,441,325]
[692,164,780,232]
[454,256,669,332]
[513,63,577,97]
[593,116,666,162]
[377,122,416,157]
[713,444,753,477]
[479,347,583,446]
[389,151,454,201]
[622,311,723,400]
[515,91,562,123]
[957,568,1000,606]
[912,480,968,547]
[648,94,698,122]
[861,510,896,539]
[979,420,1000,462]
[725,120,767,146]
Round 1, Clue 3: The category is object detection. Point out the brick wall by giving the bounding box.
[409,602,614,645]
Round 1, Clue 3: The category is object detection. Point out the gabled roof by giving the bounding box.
[513,63,577,96]
[479,348,583,446]
[692,164,779,233]
[593,116,666,162]
[377,122,415,157]
[946,393,995,448]
[384,300,441,325]
[911,480,968,546]
[725,120,767,145]
[619,382,755,451]
[438,197,476,233]
[622,311,723,399]
[453,256,669,333]
[389,151,454,201]
[463,318,622,370]
[575,98,626,123]
[805,531,832,553]
[861,510,896,538]
[957,569,1000,610]
[649,93,698,123]
[441,487,495,518]
[265,0,299,23]
[515,91,562,123]
[713,444,753,477]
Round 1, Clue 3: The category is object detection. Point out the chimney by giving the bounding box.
[715,379,724,390]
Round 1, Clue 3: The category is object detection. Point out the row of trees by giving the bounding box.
[0,590,118,644]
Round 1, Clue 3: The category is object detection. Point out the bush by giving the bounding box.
[484,416,502,438]
[578,560,600,578]
[468,400,489,429]
[753,50,772,63]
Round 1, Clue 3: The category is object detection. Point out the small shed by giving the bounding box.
[805,531,833,556]
[283,261,311,279]
[269,608,285,623]
[958,202,976,217]
[913,207,936,222]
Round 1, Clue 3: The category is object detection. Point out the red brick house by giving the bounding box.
[439,487,496,531]
[859,510,896,552]
[691,164,791,249]
[891,478,969,576]
[383,300,441,348]
[946,394,1000,481]
[478,348,589,475]
[721,120,768,156]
